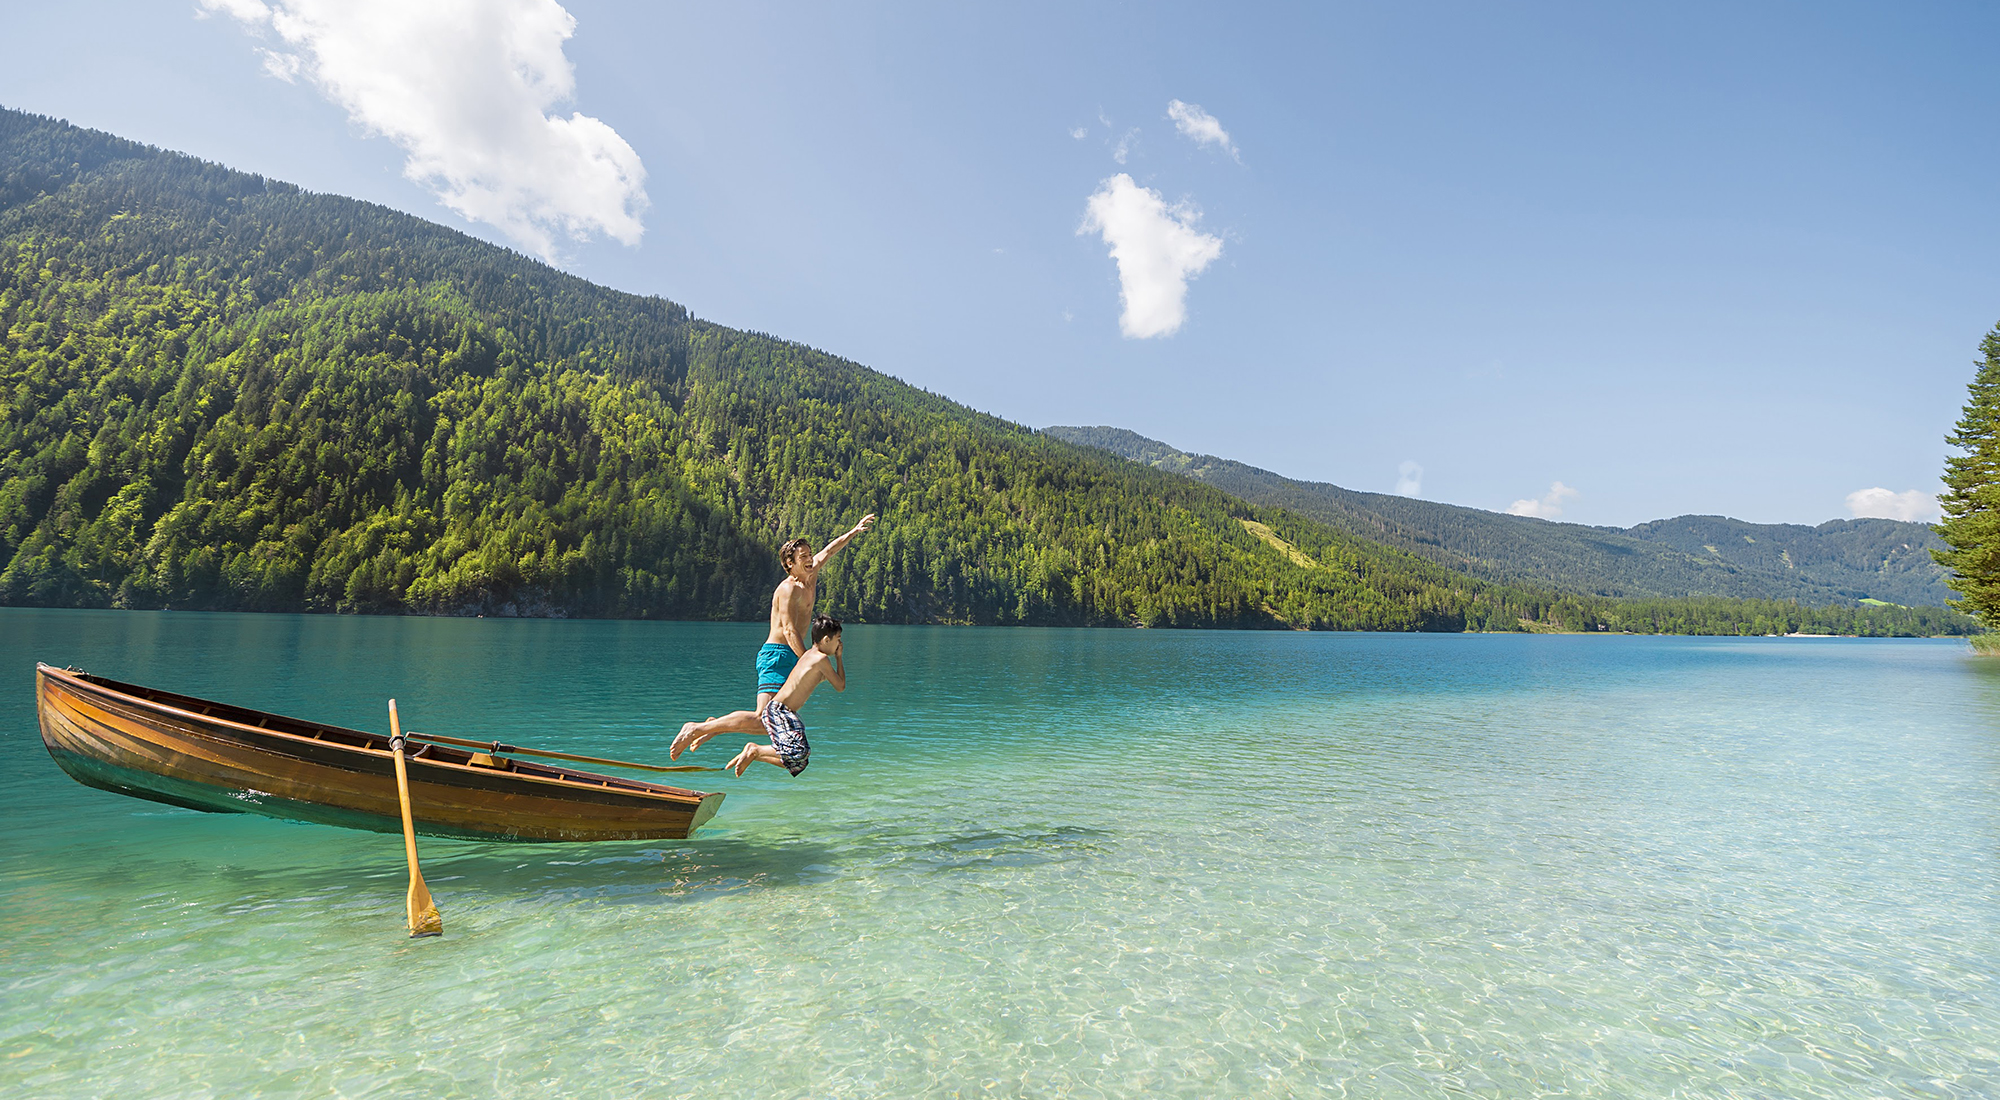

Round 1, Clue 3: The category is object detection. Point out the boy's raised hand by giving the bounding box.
[818,515,879,568]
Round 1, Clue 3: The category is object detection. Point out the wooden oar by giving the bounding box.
[405,730,724,774]
[388,700,442,939]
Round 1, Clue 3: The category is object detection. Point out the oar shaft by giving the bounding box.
[388,700,442,938]
[405,730,721,774]
[391,733,421,881]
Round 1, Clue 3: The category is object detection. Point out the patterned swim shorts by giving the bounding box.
[760,699,811,777]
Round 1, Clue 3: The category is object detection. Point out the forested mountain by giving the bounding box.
[1044,426,1952,606]
[1622,515,1945,604]
[0,108,1554,631]
[0,108,1967,636]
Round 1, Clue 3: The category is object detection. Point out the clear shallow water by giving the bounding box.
[3,611,2000,1098]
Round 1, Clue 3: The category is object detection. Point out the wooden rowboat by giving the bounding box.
[36,664,723,842]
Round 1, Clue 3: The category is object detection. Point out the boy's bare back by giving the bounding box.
[774,645,843,712]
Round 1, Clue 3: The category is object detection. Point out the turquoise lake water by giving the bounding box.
[3,609,1999,1097]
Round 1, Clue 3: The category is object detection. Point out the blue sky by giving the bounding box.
[5,1,1997,527]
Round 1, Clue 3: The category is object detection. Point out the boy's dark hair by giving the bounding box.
[780,537,812,568]
[811,614,842,643]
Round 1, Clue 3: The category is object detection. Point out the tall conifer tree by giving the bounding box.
[1935,324,2000,626]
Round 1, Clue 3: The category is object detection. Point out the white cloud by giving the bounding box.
[1111,128,1139,165]
[1069,126,1089,141]
[1167,99,1239,160]
[1078,173,1224,339]
[199,0,648,262]
[199,0,275,20]
[1845,487,1940,523]
[1394,460,1423,497]
[1507,481,1578,519]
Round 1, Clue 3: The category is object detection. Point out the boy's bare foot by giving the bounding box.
[670,721,698,760]
[728,742,757,777]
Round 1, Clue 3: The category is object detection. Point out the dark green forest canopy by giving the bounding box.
[0,108,1973,636]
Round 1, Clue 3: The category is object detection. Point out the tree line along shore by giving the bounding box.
[0,108,1979,637]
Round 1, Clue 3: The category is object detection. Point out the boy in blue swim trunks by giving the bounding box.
[672,514,874,759]
[727,615,846,777]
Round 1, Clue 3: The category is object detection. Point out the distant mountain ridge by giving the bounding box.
[1042,426,1952,607]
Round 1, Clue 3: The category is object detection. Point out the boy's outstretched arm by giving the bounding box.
[813,514,877,569]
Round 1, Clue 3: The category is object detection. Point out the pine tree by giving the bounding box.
[1935,324,2000,626]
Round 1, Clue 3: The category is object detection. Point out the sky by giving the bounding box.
[4,1,1997,528]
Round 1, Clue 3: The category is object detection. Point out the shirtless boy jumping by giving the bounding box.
[670,513,874,759]
[725,614,845,777]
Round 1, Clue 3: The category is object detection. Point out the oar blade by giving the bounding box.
[408,874,442,938]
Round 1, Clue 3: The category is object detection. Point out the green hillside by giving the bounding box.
[0,107,1585,632]
[0,108,1968,637]
[1621,515,1945,604]
[1044,426,1952,606]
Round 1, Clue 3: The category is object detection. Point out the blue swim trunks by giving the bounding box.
[756,642,799,695]
[760,699,810,776]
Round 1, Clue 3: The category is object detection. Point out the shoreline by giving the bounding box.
[0,604,1975,641]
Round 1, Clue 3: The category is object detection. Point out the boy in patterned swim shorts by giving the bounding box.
[727,615,846,777]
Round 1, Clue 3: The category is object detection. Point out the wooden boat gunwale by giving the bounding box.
[37,663,704,802]
[36,663,724,842]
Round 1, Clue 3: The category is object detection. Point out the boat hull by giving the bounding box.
[37,665,722,842]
